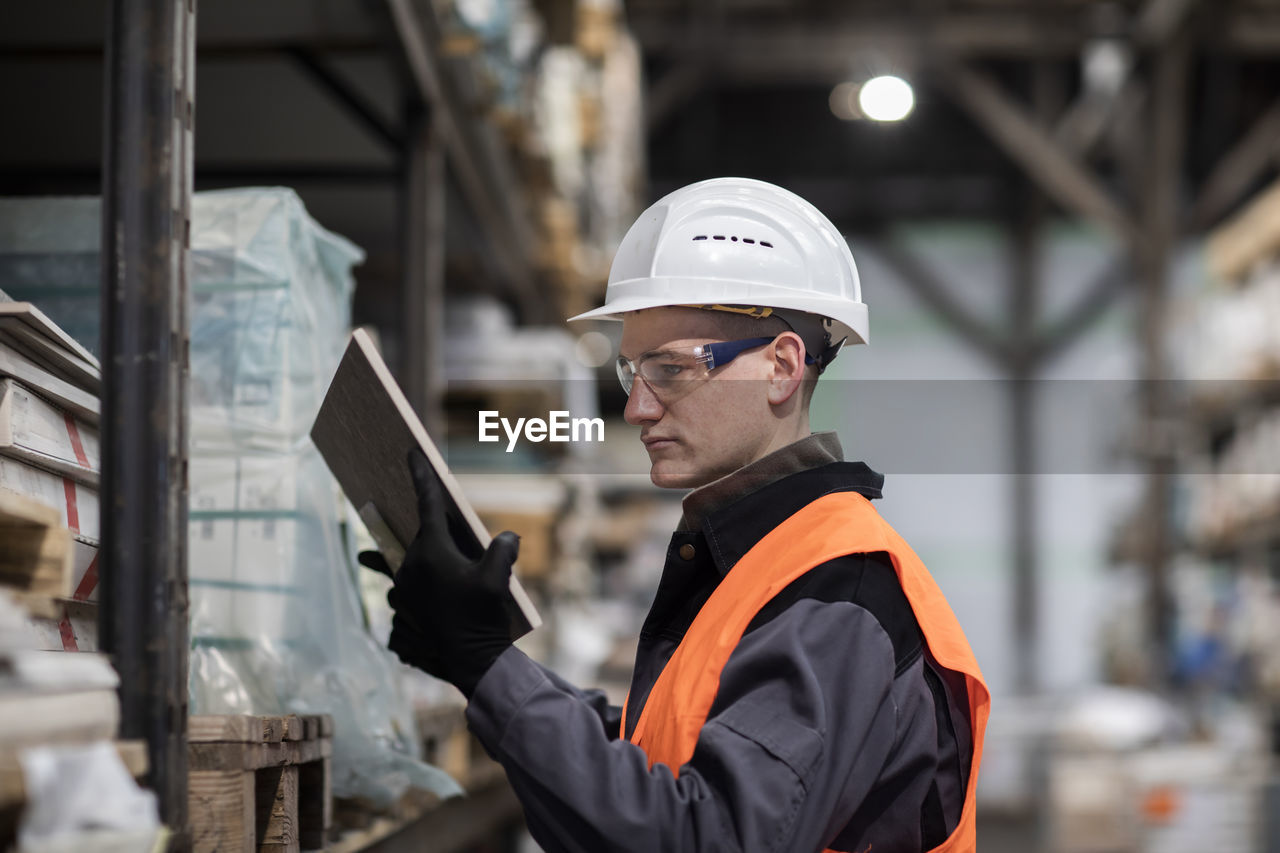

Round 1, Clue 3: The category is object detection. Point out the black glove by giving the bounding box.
[359,447,519,697]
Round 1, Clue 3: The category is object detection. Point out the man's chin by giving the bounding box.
[649,462,712,490]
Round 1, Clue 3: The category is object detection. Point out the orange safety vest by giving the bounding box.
[622,491,990,853]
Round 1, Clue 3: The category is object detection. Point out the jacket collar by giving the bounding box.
[697,459,884,577]
[680,431,845,532]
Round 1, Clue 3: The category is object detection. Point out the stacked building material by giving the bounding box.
[0,302,101,652]
[0,303,134,841]
[1179,176,1280,548]
[0,191,461,810]
[1100,177,1280,726]
[0,575,154,847]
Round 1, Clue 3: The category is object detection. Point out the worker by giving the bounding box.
[362,177,990,852]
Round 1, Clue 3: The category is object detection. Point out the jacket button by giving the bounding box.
[679,544,696,560]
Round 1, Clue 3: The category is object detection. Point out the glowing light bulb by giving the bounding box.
[858,75,914,122]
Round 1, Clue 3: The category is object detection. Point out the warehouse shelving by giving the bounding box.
[1105,177,1280,733]
[0,0,639,846]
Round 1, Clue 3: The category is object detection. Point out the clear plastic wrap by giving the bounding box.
[0,189,462,805]
[0,196,105,354]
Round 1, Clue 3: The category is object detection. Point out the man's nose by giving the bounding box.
[624,378,664,425]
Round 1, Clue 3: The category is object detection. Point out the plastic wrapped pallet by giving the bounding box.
[0,189,461,805]
[0,199,104,355]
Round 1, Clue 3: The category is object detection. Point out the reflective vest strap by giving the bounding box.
[624,494,882,751]
[623,491,990,853]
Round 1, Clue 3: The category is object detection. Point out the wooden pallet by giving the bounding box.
[189,714,333,853]
[0,489,72,597]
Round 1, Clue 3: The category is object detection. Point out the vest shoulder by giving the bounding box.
[745,552,924,675]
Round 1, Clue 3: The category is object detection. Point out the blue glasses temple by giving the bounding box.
[695,336,823,370]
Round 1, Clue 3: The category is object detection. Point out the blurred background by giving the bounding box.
[0,1,1279,851]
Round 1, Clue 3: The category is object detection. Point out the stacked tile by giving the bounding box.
[0,302,100,629]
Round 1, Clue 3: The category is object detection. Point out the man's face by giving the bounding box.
[619,308,777,489]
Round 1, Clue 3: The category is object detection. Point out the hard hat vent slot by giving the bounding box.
[690,235,773,248]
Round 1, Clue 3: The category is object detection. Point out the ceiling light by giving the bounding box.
[858,75,914,122]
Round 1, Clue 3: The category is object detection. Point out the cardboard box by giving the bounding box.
[189,454,304,643]
[189,455,298,584]
[0,378,99,485]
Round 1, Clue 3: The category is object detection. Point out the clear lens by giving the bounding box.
[617,354,696,397]
[638,355,697,391]
[617,337,772,398]
[616,356,635,395]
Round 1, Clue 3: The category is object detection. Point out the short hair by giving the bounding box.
[698,309,820,407]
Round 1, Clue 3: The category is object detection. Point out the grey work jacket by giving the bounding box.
[467,460,973,853]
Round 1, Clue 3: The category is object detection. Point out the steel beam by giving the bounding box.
[99,0,194,833]
[288,47,405,152]
[384,0,543,322]
[1135,0,1200,46]
[1032,256,1130,367]
[402,108,447,436]
[0,164,399,192]
[1219,12,1280,54]
[863,237,1009,368]
[1190,97,1280,229]
[1054,79,1134,160]
[0,40,382,59]
[629,15,1094,61]
[940,60,1138,244]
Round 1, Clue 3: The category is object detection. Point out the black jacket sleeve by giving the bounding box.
[466,599,929,853]
[533,660,623,740]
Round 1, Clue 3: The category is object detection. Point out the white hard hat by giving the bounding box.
[568,177,869,354]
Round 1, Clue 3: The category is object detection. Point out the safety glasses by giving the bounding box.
[615,336,775,397]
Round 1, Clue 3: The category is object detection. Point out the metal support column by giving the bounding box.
[1009,206,1041,694]
[1008,61,1058,694]
[1135,30,1190,682]
[99,0,195,833]
[402,106,447,437]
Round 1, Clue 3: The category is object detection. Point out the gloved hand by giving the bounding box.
[359,447,519,697]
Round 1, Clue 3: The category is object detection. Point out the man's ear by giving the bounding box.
[766,332,806,405]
